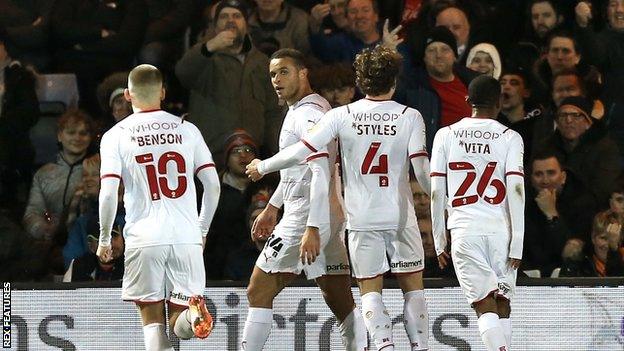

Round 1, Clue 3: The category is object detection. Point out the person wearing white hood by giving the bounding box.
[466,43,502,79]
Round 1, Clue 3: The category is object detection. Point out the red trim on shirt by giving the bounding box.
[101,174,121,180]
[195,163,215,175]
[409,151,428,159]
[505,171,524,177]
[137,109,162,113]
[430,172,447,177]
[306,153,329,162]
[301,139,317,152]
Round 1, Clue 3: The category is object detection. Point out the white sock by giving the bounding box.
[241,307,273,351]
[403,290,429,350]
[338,307,368,351]
[361,292,394,350]
[173,309,194,340]
[143,323,174,351]
[477,313,508,351]
[500,318,512,347]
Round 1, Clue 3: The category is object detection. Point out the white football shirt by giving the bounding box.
[99,110,216,249]
[303,98,428,231]
[430,117,524,237]
[277,93,332,228]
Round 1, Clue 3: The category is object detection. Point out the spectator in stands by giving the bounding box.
[137,0,193,69]
[395,25,477,149]
[410,178,429,219]
[523,148,597,277]
[309,0,381,63]
[0,31,40,219]
[176,0,283,162]
[309,0,350,36]
[96,71,132,130]
[309,62,356,107]
[434,5,471,59]
[23,108,94,276]
[523,0,563,53]
[560,210,624,277]
[0,0,54,71]
[248,0,311,56]
[546,96,621,205]
[63,220,124,282]
[204,129,259,280]
[533,30,583,99]
[466,42,501,79]
[609,178,624,220]
[498,68,543,160]
[62,154,125,269]
[574,1,624,113]
[50,0,148,118]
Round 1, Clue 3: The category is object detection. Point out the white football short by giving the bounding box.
[348,225,425,279]
[122,244,205,307]
[451,234,517,305]
[256,222,350,280]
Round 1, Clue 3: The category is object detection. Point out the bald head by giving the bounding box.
[127,64,164,107]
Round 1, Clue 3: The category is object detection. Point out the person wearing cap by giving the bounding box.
[204,129,259,280]
[430,75,525,351]
[176,0,283,161]
[396,25,478,151]
[545,95,621,205]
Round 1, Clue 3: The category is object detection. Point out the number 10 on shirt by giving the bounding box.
[135,152,188,200]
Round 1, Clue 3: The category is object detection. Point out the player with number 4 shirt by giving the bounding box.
[430,75,525,351]
[246,46,431,351]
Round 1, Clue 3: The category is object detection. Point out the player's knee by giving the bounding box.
[246,283,274,307]
[496,296,511,318]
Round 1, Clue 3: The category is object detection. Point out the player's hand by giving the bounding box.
[535,188,558,219]
[251,205,278,242]
[575,1,592,28]
[437,251,450,269]
[508,258,521,270]
[381,19,403,51]
[246,159,264,182]
[300,227,321,265]
[97,244,113,263]
[205,30,238,52]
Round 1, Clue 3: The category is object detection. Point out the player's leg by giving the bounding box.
[242,266,297,351]
[496,296,512,348]
[122,246,173,351]
[138,302,174,351]
[315,227,367,351]
[350,229,394,351]
[452,236,508,351]
[166,244,213,340]
[389,226,429,351]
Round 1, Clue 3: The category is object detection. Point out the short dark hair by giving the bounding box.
[551,69,587,95]
[353,46,402,96]
[309,63,355,92]
[547,29,581,54]
[270,48,307,69]
[467,75,501,108]
[528,0,561,16]
[530,146,565,170]
[347,0,379,14]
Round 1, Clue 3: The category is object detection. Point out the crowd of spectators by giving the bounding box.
[0,0,623,282]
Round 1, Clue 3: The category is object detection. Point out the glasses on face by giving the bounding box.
[231,146,255,155]
[557,111,586,121]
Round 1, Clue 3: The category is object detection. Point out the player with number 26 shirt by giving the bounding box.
[430,75,525,351]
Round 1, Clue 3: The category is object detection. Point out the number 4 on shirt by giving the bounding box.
[136,152,188,200]
[361,142,389,187]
